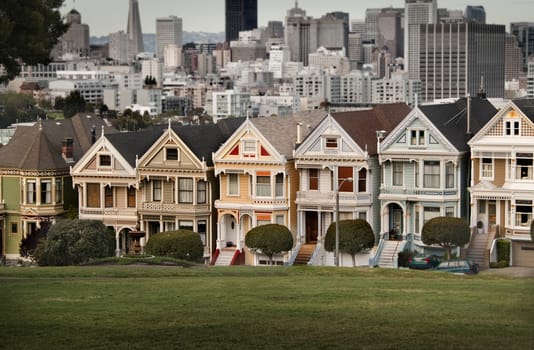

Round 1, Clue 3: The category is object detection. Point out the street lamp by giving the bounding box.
[335,177,353,267]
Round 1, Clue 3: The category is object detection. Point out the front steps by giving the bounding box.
[467,231,494,269]
[377,240,405,268]
[293,243,316,265]
[214,248,238,266]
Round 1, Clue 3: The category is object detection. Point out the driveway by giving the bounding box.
[479,266,534,278]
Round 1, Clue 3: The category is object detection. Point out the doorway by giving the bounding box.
[305,211,318,243]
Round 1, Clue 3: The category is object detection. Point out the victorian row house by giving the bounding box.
[0,114,116,259]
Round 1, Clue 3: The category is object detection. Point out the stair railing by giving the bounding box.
[285,242,302,266]
[308,243,322,266]
[369,234,386,267]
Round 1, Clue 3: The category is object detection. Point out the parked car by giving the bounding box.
[435,259,479,274]
[407,255,441,270]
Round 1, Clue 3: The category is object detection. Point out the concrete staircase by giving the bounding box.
[467,232,494,270]
[214,249,237,266]
[377,240,405,268]
[293,243,316,265]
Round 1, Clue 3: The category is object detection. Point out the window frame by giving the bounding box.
[178,178,194,204]
[104,186,114,208]
[228,173,239,196]
[445,162,455,189]
[127,187,136,208]
[197,180,207,204]
[98,154,112,167]
[392,162,403,187]
[409,129,426,146]
[423,161,440,189]
[165,147,179,161]
[55,178,63,204]
[26,180,36,204]
[275,173,284,197]
[481,158,493,179]
[152,180,162,202]
[256,175,271,197]
[324,136,339,150]
[308,169,319,190]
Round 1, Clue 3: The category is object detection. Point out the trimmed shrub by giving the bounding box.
[422,216,470,259]
[245,224,293,265]
[145,230,204,262]
[324,219,375,267]
[398,250,414,268]
[490,260,509,268]
[495,239,510,267]
[34,219,112,266]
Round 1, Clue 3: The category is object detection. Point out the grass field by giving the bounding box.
[0,266,532,350]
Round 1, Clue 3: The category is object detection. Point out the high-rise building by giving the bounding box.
[109,30,129,64]
[419,22,505,101]
[465,5,485,24]
[54,9,90,58]
[225,0,258,42]
[365,8,382,43]
[266,21,284,39]
[404,0,437,79]
[527,61,534,98]
[510,22,534,71]
[156,16,183,60]
[505,34,524,82]
[126,0,144,60]
[285,5,347,66]
[351,20,365,34]
[377,8,404,58]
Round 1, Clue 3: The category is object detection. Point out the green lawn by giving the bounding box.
[0,266,532,350]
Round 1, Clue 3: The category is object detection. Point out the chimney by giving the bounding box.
[296,122,303,144]
[62,137,74,162]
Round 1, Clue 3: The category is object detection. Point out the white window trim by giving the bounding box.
[324,136,340,150]
[408,128,426,147]
[480,158,494,180]
[165,147,180,161]
[242,139,257,155]
[504,119,520,136]
[228,173,239,196]
[97,153,112,170]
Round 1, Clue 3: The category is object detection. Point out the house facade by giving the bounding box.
[213,111,324,265]
[468,99,534,267]
[378,97,496,256]
[294,104,411,266]
[0,114,116,259]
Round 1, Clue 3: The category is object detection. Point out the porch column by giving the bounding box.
[115,232,121,257]
[175,176,178,204]
[216,221,223,249]
[317,211,322,242]
[237,222,242,250]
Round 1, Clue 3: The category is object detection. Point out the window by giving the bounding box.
[393,162,403,186]
[445,162,455,188]
[358,212,367,220]
[481,158,493,178]
[228,174,238,195]
[325,137,338,149]
[166,148,179,161]
[243,140,256,154]
[505,120,520,135]
[197,220,207,245]
[424,161,440,188]
[179,178,193,203]
[358,168,367,193]
[275,173,284,197]
[11,222,18,234]
[414,162,419,187]
[309,169,319,190]
[127,187,136,207]
[423,207,440,224]
[99,154,111,166]
[256,176,271,197]
[179,220,194,231]
[516,153,533,180]
[87,183,100,208]
[55,179,62,204]
[197,180,207,204]
[26,181,36,204]
[105,186,113,208]
[275,215,284,225]
[445,207,455,217]
[153,180,162,201]
[515,200,532,227]
[338,167,353,192]
[410,129,426,146]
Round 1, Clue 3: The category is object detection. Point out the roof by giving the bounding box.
[0,114,117,171]
[513,98,534,122]
[419,97,497,152]
[249,110,326,158]
[332,103,412,155]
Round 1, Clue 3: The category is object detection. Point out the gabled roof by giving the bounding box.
[332,103,412,155]
[512,99,534,121]
[105,129,160,167]
[419,97,496,152]
[0,114,117,171]
[249,110,326,158]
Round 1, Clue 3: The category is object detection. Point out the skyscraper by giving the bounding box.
[156,16,183,60]
[510,22,534,72]
[225,0,258,42]
[465,5,486,24]
[404,0,437,79]
[54,9,90,58]
[419,22,505,101]
[127,0,144,60]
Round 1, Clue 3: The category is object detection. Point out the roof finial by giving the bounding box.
[477,75,486,98]
[101,125,105,137]
[414,93,418,108]
[168,118,171,130]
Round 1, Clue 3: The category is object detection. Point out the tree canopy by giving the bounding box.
[56,90,87,118]
[325,219,375,267]
[145,229,204,262]
[422,216,470,259]
[245,224,294,265]
[0,0,67,82]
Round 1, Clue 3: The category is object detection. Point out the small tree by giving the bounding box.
[20,220,51,258]
[422,217,470,260]
[63,90,86,118]
[324,219,375,267]
[145,230,203,262]
[34,219,111,266]
[245,224,294,265]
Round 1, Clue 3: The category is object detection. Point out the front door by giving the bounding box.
[488,201,496,232]
[305,211,318,243]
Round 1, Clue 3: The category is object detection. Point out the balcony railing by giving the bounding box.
[380,187,457,197]
[80,208,137,217]
[296,191,370,204]
[141,202,210,213]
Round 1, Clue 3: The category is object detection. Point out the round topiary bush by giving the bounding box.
[324,219,375,267]
[145,229,204,262]
[245,224,294,265]
[34,219,112,266]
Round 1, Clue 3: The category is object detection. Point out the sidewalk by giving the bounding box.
[479,266,534,278]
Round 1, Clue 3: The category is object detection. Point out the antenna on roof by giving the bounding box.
[477,75,486,98]
[414,93,418,108]
[168,118,171,130]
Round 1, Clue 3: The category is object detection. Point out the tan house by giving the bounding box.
[468,99,534,267]
[212,111,324,265]
[71,119,244,258]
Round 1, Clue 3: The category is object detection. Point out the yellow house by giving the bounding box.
[212,111,325,265]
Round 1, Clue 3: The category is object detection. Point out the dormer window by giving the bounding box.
[325,137,338,149]
[243,140,256,155]
[505,120,520,136]
[166,147,179,161]
[99,154,111,167]
[409,129,426,146]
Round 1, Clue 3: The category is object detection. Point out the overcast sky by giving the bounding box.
[63,0,533,36]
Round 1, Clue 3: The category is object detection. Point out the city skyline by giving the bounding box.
[63,0,533,37]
